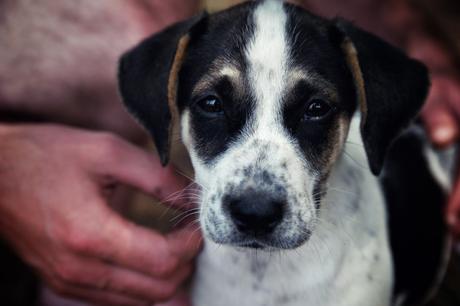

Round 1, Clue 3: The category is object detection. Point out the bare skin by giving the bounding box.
[0,1,201,305]
[383,2,460,237]
[0,0,200,141]
[0,124,202,305]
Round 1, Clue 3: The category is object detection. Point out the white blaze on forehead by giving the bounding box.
[246,0,289,129]
[182,0,318,246]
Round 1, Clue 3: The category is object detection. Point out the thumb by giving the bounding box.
[422,78,459,147]
[96,136,193,209]
[422,102,458,148]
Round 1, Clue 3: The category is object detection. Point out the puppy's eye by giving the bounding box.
[197,96,224,115]
[303,99,333,121]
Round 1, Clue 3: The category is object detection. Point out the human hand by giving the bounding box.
[410,35,460,236]
[0,124,202,306]
[422,73,460,147]
[421,73,460,237]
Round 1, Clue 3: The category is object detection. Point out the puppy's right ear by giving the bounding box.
[118,13,207,166]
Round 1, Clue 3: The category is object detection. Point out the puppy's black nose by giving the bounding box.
[227,193,285,235]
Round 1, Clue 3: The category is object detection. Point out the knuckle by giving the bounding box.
[53,262,79,284]
[93,271,112,291]
[64,229,95,254]
[48,279,71,297]
[181,264,193,279]
[153,257,179,278]
[96,131,119,144]
[155,284,177,302]
[98,132,123,157]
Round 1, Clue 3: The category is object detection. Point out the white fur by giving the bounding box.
[424,145,456,194]
[191,116,393,306]
[183,1,393,305]
[183,0,317,246]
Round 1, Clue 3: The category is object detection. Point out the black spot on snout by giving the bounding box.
[224,190,286,236]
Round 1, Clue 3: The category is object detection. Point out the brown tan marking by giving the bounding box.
[167,34,191,157]
[192,59,243,96]
[341,38,367,127]
[287,68,338,103]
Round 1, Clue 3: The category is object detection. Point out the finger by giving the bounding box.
[447,177,460,237]
[51,254,194,302]
[95,135,193,209]
[44,274,149,306]
[422,104,458,147]
[157,289,192,306]
[446,78,460,116]
[104,262,193,303]
[81,213,202,278]
[166,224,203,264]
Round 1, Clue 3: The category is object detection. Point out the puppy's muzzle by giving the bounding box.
[224,191,286,237]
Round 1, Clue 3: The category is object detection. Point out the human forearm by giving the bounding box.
[0,0,200,141]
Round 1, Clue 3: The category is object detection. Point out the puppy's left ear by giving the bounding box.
[334,19,430,175]
[118,13,207,166]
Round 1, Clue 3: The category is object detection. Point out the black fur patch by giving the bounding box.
[178,3,257,163]
[381,127,449,305]
[119,1,428,180]
[334,19,430,175]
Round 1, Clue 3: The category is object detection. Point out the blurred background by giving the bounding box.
[203,0,460,58]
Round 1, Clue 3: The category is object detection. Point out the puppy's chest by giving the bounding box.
[193,235,390,306]
[192,204,392,306]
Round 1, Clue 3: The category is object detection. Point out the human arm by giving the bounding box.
[0,123,202,305]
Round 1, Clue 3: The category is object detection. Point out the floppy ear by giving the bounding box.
[334,19,430,175]
[118,13,207,166]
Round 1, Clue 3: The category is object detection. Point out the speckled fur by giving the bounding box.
[179,1,393,305]
[190,116,393,306]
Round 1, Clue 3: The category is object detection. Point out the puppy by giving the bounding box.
[118,1,451,305]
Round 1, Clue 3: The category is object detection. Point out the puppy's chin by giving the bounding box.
[203,226,313,251]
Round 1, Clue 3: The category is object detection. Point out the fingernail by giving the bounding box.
[448,214,457,227]
[433,125,456,143]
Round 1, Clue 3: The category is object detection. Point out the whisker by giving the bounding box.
[345,140,364,148]
[172,211,201,227]
[327,187,359,197]
[343,150,369,170]
[170,208,200,222]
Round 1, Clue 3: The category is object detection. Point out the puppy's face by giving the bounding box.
[179,1,355,249]
[119,1,428,250]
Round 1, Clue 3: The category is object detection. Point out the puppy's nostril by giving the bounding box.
[227,194,285,235]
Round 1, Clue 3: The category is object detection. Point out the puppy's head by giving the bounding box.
[119,0,429,250]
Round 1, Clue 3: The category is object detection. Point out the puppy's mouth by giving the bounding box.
[235,240,266,249]
[204,223,314,250]
[231,229,312,250]
[232,237,289,250]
